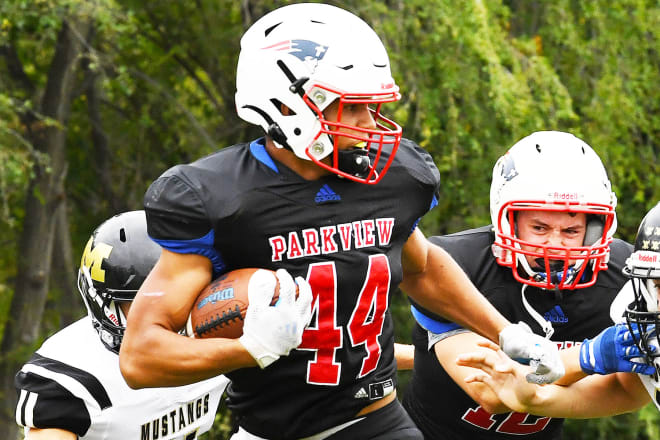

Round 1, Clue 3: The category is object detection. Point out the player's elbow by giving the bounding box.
[118,333,157,389]
[118,348,148,389]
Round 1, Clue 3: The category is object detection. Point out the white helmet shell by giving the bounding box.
[235,3,402,184]
[489,131,617,289]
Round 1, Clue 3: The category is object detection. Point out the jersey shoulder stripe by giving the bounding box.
[15,370,92,436]
[25,352,112,409]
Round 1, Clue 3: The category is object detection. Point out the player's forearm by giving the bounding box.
[394,343,414,370]
[120,325,255,388]
[516,374,648,418]
[120,251,257,387]
[402,243,509,342]
[555,345,587,385]
[26,428,77,440]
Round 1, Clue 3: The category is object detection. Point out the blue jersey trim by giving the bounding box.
[411,304,463,334]
[250,138,279,173]
[151,230,226,276]
[430,194,438,210]
[411,195,438,234]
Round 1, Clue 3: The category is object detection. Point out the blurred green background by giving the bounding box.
[1,0,658,438]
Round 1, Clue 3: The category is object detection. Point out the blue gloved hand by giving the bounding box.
[579,323,656,376]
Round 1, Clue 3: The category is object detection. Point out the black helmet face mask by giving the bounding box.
[623,202,660,370]
[625,278,660,368]
[78,264,128,352]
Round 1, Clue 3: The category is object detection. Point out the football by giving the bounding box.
[186,268,278,339]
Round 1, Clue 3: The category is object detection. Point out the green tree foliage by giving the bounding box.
[0,0,658,438]
[368,0,579,234]
[506,0,660,242]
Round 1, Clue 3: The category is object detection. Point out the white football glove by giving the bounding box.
[239,269,313,369]
[499,322,565,384]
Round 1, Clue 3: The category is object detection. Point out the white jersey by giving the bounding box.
[15,317,229,440]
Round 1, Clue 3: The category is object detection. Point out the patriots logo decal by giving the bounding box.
[499,153,518,181]
[263,39,329,68]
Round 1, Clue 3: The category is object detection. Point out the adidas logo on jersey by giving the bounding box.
[354,387,368,399]
[315,184,341,204]
[544,305,568,323]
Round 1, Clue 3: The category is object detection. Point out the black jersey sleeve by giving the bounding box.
[393,138,441,234]
[397,138,441,191]
[144,166,228,274]
[15,371,92,436]
[144,167,212,241]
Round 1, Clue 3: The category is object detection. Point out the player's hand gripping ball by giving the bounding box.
[186,268,297,339]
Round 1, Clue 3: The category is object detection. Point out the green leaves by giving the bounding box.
[0,1,658,437]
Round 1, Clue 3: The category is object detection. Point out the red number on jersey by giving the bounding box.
[463,406,551,434]
[299,262,343,385]
[348,255,390,377]
[298,255,391,385]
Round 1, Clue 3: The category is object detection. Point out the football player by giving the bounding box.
[403,131,633,439]
[14,210,229,439]
[119,4,563,440]
[457,201,660,416]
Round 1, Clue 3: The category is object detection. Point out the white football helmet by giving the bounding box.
[624,202,660,370]
[235,3,402,184]
[490,131,617,290]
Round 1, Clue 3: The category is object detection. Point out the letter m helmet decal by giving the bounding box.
[80,237,113,282]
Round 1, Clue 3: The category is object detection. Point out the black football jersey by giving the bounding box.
[403,226,632,440]
[144,137,440,439]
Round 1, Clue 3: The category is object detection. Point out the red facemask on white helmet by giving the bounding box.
[490,131,617,290]
[235,3,401,184]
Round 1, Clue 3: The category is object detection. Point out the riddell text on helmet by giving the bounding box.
[635,252,658,263]
[548,191,580,201]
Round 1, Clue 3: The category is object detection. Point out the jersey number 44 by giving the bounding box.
[298,254,390,385]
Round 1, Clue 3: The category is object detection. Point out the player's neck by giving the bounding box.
[265,138,331,181]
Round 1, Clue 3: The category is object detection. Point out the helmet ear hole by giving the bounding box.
[271,99,296,116]
[584,216,604,246]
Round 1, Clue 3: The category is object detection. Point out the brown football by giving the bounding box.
[186,268,278,339]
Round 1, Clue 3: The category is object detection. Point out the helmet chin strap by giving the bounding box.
[520,284,555,339]
[518,253,586,288]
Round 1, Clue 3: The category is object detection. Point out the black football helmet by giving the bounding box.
[77,210,160,353]
[624,202,660,368]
